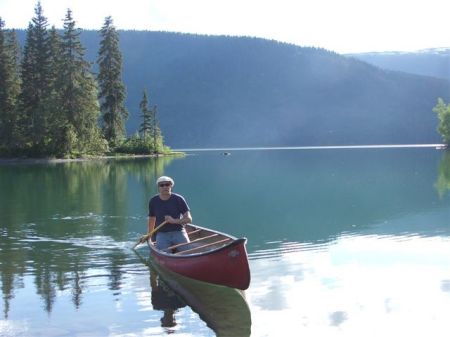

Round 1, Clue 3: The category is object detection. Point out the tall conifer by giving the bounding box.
[97,16,128,147]
[45,26,66,155]
[57,9,106,155]
[139,89,152,140]
[151,105,163,152]
[0,19,21,153]
[138,90,163,152]
[19,1,52,154]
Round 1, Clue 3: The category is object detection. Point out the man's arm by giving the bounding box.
[148,216,156,233]
[180,211,192,224]
[165,211,192,225]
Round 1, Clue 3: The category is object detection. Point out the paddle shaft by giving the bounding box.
[133,220,168,249]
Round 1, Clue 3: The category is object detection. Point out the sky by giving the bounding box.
[1,0,449,54]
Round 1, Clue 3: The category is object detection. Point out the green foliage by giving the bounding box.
[18,2,54,155]
[114,133,168,155]
[97,16,128,146]
[0,4,170,158]
[138,89,163,150]
[44,26,67,156]
[0,18,21,152]
[50,9,107,156]
[433,98,450,144]
[139,89,152,138]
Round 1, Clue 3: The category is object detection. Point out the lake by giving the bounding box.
[1,146,450,336]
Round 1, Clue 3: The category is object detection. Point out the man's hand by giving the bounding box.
[164,215,176,224]
[138,233,149,243]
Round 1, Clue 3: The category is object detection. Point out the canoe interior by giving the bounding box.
[162,224,237,255]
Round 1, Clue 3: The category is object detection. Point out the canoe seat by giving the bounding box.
[164,233,219,252]
[175,238,232,255]
[187,228,202,237]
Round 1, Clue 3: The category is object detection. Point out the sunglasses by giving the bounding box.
[158,183,172,187]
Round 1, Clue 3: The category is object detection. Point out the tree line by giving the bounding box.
[0,2,166,158]
[433,98,450,145]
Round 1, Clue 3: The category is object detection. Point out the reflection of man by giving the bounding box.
[150,270,186,328]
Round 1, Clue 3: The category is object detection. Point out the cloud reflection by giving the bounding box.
[441,280,450,293]
[247,234,450,336]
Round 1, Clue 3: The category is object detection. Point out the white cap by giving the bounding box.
[156,176,174,186]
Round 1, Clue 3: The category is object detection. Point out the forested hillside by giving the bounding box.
[17,30,450,148]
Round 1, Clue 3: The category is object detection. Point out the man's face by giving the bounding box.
[158,182,172,194]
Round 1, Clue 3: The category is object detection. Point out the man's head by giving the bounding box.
[156,176,174,188]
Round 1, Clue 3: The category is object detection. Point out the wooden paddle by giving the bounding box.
[132,220,168,249]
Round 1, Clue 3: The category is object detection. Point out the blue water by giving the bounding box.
[1,146,450,336]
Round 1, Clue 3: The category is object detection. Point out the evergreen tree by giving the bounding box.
[57,9,106,155]
[5,29,22,150]
[18,1,53,155]
[0,19,21,153]
[138,89,152,140]
[433,98,450,145]
[151,104,163,152]
[138,89,163,152]
[45,26,66,155]
[97,16,128,147]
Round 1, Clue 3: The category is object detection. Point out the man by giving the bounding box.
[148,176,192,251]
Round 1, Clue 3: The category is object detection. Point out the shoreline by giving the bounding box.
[176,143,448,152]
[0,152,185,165]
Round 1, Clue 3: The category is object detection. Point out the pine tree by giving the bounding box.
[138,90,163,153]
[45,26,66,155]
[97,16,128,147]
[18,2,54,155]
[139,89,152,140]
[0,19,21,153]
[57,9,106,155]
[151,105,163,152]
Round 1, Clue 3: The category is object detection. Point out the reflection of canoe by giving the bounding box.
[148,257,252,337]
[148,224,251,290]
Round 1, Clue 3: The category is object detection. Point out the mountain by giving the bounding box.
[347,48,450,80]
[15,30,450,148]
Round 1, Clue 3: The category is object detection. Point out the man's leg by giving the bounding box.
[155,232,172,251]
[170,229,190,252]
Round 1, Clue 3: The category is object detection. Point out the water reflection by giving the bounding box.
[136,252,252,336]
[0,156,177,318]
[150,266,187,330]
[436,150,450,198]
[248,233,450,337]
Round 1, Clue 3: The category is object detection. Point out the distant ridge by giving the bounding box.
[347,48,450,80]
[14,30,450,148]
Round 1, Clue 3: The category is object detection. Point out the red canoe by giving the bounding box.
[147,224,251,290]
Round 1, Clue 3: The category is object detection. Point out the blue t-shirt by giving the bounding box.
[148,193,190,232]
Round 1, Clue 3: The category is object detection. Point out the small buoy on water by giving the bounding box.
[223,152,231,156]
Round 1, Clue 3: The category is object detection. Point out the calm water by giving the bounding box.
[1,147,450,336]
